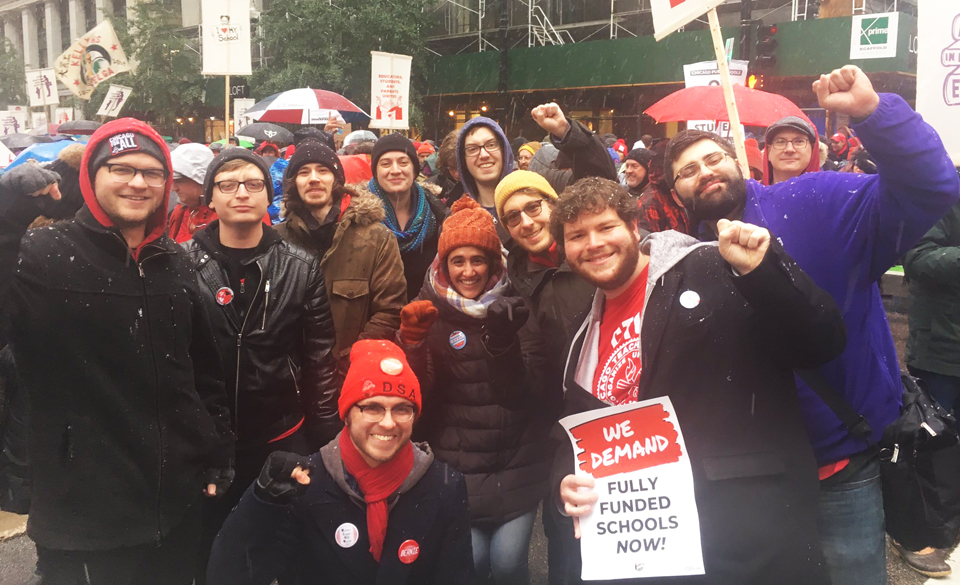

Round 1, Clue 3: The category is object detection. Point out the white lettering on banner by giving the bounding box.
[560,398,704,580]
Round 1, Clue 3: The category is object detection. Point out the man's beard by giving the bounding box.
[573,234,641,292]
[687,170,747,222]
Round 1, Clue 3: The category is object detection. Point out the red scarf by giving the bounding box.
[529,241,560,269]
[338,431,414,562]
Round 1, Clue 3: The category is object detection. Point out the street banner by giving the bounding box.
[560,397,705,581]
[234,97,256,130]
[683,60,748,139]
[26,69,59,107]
[201,0,253,76]
[850,12,899,60]
[1,109,26,135]
[31,111,46,130]
[369,51,412,130]
[97,84,133,117]
[0,141,15,167]
[55,20,131,100]
[651,0,725,41]
[55,107,75,125]
[917,2,960,164]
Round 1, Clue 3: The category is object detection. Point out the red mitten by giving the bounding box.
[400,300,439,345]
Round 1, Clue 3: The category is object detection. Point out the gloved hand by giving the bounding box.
[254,451,312,505]
[203,467,235,497]
[0,164,60,200]
[483,297,529,350]
[400,300,439,346]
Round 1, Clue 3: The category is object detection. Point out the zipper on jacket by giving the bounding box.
[261,279,271,331]
[233,261,265,437]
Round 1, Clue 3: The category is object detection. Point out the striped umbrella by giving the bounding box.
[244,88,370,125]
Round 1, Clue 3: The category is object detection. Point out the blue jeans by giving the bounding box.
[471,510,538,585]
[908,367,960,431]
[818,456,887,585]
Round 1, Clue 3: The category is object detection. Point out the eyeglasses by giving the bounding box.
[502,199,545,228]
[674,152,731,183]
[355,403,416,423]
[770,137,810,150]
[214,179,266,194]
[106,163,168,187]
[464,139,501,157]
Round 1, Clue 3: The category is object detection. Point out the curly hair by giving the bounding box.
[663,130,737,190]
[549,177,640,251]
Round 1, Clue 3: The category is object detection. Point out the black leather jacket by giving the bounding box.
[183,223,339,450]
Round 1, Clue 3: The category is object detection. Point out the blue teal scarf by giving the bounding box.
[369,179,437,253]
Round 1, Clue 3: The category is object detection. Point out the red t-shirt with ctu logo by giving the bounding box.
[593,266,649,405]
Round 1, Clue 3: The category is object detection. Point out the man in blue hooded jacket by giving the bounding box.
[664,65,960,585]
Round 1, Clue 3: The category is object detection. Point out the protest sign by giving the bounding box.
[850,12,899,60]
[26,69,59,107]
[201,0,253,76]
[369,51,412,130]
[1,109,26,135]
[234,98,256,130]
[97,84,133,117]
[31,111,47,130]
[560,397,704,580]
[917,3,960,164]
[650,0,725,41]
[0,141,15,167]
[55,20,131,100]
[683,60,747,139]
[54,107,75,124]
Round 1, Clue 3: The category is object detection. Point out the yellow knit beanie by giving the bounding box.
[494,170,559,221]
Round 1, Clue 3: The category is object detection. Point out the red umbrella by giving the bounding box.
[645,85,812,128]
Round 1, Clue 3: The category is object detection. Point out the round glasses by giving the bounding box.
[502,199,545,228]
[106,163,168,187]
[355,403,416,423]
[770,137,810,150]
[215,179,266,194]
[464,139,501,157]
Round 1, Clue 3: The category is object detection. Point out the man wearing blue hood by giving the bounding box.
[454,117,515,235]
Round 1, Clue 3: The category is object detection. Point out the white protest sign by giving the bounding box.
[54,107,75,124]
[26,69,59,107]
[917,4,960,164]
[560,397,704,580]
[0,141,15,167]
[683,60,748,139]
[850,12,900,60]
[651,0,725,41]
[233,97,256,130]
[201,0,253,76]
[369,51,412,130]
[31,111,47,130]
[1,109,26,135]
[97,84,133,117]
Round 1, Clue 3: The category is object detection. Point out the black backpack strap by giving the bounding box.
[796,369,874,443]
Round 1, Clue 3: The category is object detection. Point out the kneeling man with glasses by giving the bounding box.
[208,339,474,584]
[182,148,339,583]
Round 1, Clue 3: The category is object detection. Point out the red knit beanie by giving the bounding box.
[437,197,501,263]
[338,340,421,420]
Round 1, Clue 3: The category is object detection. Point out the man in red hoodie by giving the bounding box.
[0,118,234,584]
[762,116,821,185]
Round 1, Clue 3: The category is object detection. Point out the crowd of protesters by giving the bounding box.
[0,64,959,585]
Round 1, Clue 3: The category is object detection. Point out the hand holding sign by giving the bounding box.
[813,65,880,119]
[560,475,598,539]
[717,219,770,275]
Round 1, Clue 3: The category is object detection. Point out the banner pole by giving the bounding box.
[225,74,230,141]
[706,8,750,178]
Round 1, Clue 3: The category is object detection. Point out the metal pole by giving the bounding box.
[739,0,752,61]
[224,74,230,141]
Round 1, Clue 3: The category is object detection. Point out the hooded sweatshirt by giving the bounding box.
[761,117,821,186]
[455,117,515,213]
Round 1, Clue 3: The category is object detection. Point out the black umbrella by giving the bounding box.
[57,120,102,136]
[1,133,46,150]
[237,122,294,145]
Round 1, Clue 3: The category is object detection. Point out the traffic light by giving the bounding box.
[755,22,778,70]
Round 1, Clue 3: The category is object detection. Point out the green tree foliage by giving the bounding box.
[79,3,204,127]
[254,0,432,128]
[0,40,27,108]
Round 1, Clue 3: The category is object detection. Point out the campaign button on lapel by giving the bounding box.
[398,539,420,564]
[216,287,234,306]
[449,330,467,350]
[679,290,700,309]
[335,523,359,548]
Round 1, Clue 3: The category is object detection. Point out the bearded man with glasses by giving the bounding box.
[0,119,235,584]
[665,65,960,585]
[182,148,338,583]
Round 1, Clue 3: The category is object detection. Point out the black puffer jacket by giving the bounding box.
[183,222,339,449]
[404,280,553,526]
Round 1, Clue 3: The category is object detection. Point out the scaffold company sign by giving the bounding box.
[850,13,900,60]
